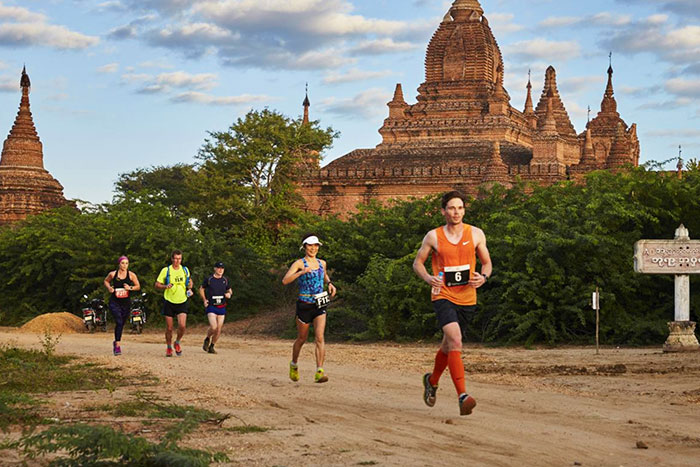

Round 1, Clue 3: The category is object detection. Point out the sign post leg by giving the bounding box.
[674,274,690,321]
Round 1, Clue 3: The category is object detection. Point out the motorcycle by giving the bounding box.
[129,293,147,334]
[81,294,107,333]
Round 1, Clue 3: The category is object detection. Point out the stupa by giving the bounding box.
[0,67,68,225]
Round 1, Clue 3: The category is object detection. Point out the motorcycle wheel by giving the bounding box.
[101,325,107,332]
[136,323,143,334]
[87,323,95,333]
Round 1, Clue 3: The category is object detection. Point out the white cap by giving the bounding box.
[301,235,322,246]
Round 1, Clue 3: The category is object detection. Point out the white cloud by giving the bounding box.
[538,12,632,29]
[155,71,218,90]
[322,68,393,84]
[0,75,16,92]
[600,16,700,64]
[97,63,120,73]
[487,13,524,34]
[349,38,417,56]
[0,23,99,49]
[646,128,700,138]
[0,4,47,23]
[121,72,154,84]
[504,39,581,61]
[169,91,271,106]
[559,75,606,94]
[665,78,700,97]
[319,87,391,118]
[115,0,428,71]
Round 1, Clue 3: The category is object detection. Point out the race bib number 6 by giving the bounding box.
[313,291,330,309]
[444,265,471,287]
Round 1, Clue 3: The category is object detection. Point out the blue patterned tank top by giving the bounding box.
[298,257,324,303]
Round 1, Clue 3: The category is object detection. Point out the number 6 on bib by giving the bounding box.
[443,265,471,287]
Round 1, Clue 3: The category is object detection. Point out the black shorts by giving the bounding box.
[162,300,188,317]
[433,299,476,330]
[296,300,326,325]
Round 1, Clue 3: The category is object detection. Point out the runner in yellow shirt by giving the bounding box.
[154,250,193,357]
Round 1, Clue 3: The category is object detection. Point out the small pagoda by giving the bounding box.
[0,67,68,225]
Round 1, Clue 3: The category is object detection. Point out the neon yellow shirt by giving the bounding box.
[156,265,190,304]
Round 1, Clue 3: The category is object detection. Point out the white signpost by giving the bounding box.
[634,224,700,352]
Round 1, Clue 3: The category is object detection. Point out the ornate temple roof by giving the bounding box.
[422,0,505,99]
[534,66,576,138]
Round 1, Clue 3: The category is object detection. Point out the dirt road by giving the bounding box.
[2,327,699,466]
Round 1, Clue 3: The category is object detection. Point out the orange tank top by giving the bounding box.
[431,224,477,306]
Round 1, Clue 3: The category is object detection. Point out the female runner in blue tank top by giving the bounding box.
[282,234,336,383]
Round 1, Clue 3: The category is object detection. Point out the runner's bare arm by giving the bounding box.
[282,259,310,285]
[154,280,171,290]
[225,286,232,299]
[129,272,140,291]
[321,260,337,297]
[413,231,442,288]
[103,272,115,293]
[198,285,208,306]
[469,227,492,288]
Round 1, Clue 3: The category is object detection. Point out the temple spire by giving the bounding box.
[387,83,408,119]
[302,83,310,125]
[1,66,43,168]
[21,65,31,90]
[600,54,618,114]
[524,69,534,114]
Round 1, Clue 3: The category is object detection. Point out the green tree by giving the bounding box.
[191,109,337,243]
[114,164,197,217]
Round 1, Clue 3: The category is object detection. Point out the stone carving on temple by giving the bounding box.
[299,0,640,215]
[0,66,69,226]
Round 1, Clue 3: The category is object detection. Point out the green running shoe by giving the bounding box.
[289,362,299,382]
[314,368,328,383]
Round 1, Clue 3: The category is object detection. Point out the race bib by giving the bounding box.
[444,265,471,287]
[313,291,330,309]
[114,288,129,298]
[211,295,225,306]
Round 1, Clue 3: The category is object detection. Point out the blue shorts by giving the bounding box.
[206,305,226,316]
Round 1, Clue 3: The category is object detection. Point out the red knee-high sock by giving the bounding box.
[447,350,466,395]
[429,350,448,386]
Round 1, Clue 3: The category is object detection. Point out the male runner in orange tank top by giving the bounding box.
[413,191,492,416]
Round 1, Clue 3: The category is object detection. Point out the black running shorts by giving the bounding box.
[162,299,189,317]
[296,300,326,325]
[433,299,476,330]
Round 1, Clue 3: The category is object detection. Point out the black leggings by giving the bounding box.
[109,300,130,342]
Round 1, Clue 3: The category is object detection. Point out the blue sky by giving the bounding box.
[1,0,699,203]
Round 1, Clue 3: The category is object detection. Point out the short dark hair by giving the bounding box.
[171,249,183,259]
[441,191,466,209]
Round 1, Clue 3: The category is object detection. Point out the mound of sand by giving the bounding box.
[20,312,85,334]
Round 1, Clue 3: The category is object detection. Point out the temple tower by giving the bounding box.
[583,60,639,168]
[0,67,68,225]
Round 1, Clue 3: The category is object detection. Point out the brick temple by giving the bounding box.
[299,0,639,215]
[0,67,68,225]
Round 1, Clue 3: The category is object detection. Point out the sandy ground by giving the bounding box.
[1,325,699,467]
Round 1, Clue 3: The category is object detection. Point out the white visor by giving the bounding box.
[301,235,322,247]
